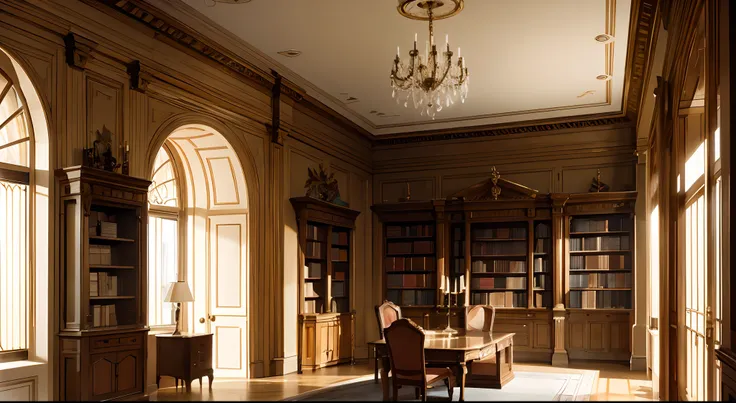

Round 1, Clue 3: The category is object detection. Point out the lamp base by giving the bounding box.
[172,302,182,336]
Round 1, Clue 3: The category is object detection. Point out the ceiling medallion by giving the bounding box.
[390,0,469,120]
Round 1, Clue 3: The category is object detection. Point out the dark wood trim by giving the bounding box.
[0,167,30,185]
[0,349,29,363]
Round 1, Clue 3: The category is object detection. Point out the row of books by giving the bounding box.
[471,291,527,307]
[452,241,464,256]
[533,257,550,273]
[471,259,526,273]
[534,238,550,253]
[89,245,112,265]
[569,272,632,288]
[471,277,526,290]
[90,273,118,297]
[534,274,550,289]
[386,224,433,238]
[386,289,435,306]
[305,241,324,258]
[570,217,632,233]
[570,255,628,270]
[387,240,434,255]
[90,211,118,238]
[331,248,348,261]
[92,304,117,327]
[331,231,349,245]
[535,292,552,308]
[304,300,323,314]
[332,281,346,298]
[535,223,551,238]
[570,236,630,251]
[471,241,526,255]
[306,224,326,241]
[569,290,631,309]
[333,270,347,280]
[473,227,527,239]
[304,262,322,278]
[387,273,436,288]
[384,256,436,271]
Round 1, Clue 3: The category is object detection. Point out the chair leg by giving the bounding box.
[374,355,379,384]
[445,378,454,400]
[392,384,399,401]
[415,387,420,399]
[421,386,428,401]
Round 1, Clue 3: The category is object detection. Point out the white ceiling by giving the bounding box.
[178,0,632,136]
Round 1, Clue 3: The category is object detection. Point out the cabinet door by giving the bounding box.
[584,321,610,352]
[89,353,116,399]
[318,321,331,365]
[532,322,552,350]
[338,315,353,361]
[115,350,141,395]
[609,320,630,353]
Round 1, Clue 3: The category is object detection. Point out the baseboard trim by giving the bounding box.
[630,355,646,371]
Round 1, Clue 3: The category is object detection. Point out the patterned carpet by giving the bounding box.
[287,370,598,401]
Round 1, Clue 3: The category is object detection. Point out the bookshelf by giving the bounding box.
[56,166,150,401]
[567,214,633,309]
[469,221,529,308]
[291,197,359,372]
[533,221,553,308]
[384,222,437,307]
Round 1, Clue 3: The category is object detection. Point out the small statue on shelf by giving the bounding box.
[589,169,610,192]
[304,163,348,207]
[83,125,120,172]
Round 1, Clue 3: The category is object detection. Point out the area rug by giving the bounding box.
[287,370,598,401]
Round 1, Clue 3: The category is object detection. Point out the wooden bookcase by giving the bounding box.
[56,166,150,401]
[371,177,637,364]
[291,197,359,372]
[562,192,636,362]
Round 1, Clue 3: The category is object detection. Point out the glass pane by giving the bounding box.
[149,147,178,207]
[649,206,659,318]
[148,216,178,326]
[685,142,705,191]
[0,180,28,352]
[0,136,28,167]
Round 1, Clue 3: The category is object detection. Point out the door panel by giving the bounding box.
[115,350,140,394]
[684,194,707,400]
[89,353,115,399]
[208,214,248,377]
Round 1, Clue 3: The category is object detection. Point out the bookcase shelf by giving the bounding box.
[89,265,135,270]
[90,296,136,300]
[88,235,136,243]
[291,196,359,373]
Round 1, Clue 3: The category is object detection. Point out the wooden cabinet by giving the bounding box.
[291,197,360,372]
[56,167,150,401]
[716,348,736,401]
[156,333,213,391]
[566,311,630,361]
[299,312,355,371]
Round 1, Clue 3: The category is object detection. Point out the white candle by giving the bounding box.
[397,46,400,57]
[460,275,465,291]
[445,34,449,51]
[445,275,450,293]
[458,47,461,58]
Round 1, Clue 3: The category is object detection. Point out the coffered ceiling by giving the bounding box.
[171,0,634,136]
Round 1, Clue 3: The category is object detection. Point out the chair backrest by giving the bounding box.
[384,318,426,382]
[375,300,402,339]
[465,305,496,332]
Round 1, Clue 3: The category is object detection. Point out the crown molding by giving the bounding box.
[93,0,655,144]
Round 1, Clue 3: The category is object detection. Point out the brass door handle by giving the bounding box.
[208,314,216,322]
[199,317,205,324]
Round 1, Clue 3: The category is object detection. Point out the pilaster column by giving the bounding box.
[551,196,568,366]
[631,150,648,370]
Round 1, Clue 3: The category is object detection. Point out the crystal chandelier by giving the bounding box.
[391,0,468,119]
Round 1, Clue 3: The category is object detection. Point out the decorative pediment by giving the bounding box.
[450,167,539,201]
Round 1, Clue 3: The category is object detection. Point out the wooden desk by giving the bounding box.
[155,333,214,392]
[368,330,514,401]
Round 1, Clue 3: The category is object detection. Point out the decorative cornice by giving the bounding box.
[98,0,274,90]
[126,60,150,93]
[623,0,658,120]
[373,116,631,146]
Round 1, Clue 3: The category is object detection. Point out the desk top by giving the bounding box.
[367,330,514,351]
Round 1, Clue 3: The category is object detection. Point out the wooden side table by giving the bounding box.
[155,333,214,392]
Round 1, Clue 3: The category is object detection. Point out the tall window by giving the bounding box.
[148,146,180,327]
[0,69,30,360]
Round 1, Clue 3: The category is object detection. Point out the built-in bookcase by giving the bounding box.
[469,221,529,308]
[567,214,633,309]
[304,223,328,314]
[331,227,351,313]
[384,222,437,307]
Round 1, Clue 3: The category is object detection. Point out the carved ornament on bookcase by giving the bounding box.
[63,33,97,70]
[450,167,539,202]
[81,183,92,217]
[126,60,151,93]
[470,209,527,219]
[527,208,536,218]
[568,202,628,214]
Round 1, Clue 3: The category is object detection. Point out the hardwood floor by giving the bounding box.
[146,360,652,401]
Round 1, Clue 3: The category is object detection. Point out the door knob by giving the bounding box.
[199,317,205,324]
[208,314,216,322]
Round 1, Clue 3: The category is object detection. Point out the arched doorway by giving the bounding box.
[148,124,250,378]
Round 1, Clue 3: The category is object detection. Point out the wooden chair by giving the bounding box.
[464,305,509,388]
[384,318,454,401]
[374,300,402,383]
[465,305,495,332]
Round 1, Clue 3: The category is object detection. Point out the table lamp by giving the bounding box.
[164,280,194,336]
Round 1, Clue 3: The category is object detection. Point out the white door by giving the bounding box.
[207,214,248,377]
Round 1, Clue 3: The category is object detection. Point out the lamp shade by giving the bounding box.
[164,281,194,303]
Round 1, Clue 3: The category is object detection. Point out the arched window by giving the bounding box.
[0,68,30,361]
